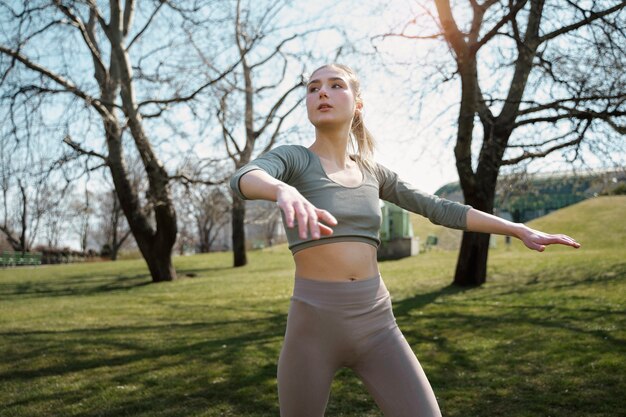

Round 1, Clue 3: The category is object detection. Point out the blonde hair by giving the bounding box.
[309,64,376,171]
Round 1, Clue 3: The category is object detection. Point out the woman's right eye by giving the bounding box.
[308,86,319,92]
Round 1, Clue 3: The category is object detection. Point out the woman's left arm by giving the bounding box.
[466,208,581,252]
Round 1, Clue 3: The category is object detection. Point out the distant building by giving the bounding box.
[213,200,287,251]
[377,201,419,260]
[435,169,626,223]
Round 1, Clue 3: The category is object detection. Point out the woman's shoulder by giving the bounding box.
[266,144,312,180]
[367,160,396,184]
[269,144,311,161]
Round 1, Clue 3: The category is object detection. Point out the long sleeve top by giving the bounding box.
[230,145,471,254]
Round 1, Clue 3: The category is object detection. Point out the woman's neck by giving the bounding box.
[310,125,352,168]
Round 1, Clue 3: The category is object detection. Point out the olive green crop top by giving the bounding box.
[230,145,471,254]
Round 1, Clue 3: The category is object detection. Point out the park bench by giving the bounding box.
[1,251,42,267]
[424,235,438,251]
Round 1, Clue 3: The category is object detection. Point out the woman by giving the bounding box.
[230,64,580,417]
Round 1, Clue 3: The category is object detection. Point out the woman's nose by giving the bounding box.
[318,87,328,98]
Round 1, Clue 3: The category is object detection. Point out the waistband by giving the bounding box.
[292,275,388,306]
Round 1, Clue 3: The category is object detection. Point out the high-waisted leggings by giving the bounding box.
[277,275,441,417]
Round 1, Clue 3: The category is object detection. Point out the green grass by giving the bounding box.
[0,197,624,416]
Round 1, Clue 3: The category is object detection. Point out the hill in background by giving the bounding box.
[410,195,626,252]
[435,169,626,223]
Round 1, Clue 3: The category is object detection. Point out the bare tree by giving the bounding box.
[93,186,133,260]
[247,200,283,248]
[67,187,94,253]
[382,0,626,285]
[0,150,67,253]
[0,1,238,281]
[222,0,327,267]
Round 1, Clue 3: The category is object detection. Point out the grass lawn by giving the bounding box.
[0,196,624,416]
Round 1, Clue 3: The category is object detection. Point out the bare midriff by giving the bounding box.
[293,241,380,282]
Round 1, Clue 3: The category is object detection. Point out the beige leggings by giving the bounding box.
[278,275,442,417]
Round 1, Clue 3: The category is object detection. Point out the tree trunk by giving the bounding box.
[231,193,247,267]
[139,237,177,283]
[105,119,177,281]
[454,232,491,286]
[453,158,499,286]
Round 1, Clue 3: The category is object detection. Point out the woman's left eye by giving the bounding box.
[332,83,343,88]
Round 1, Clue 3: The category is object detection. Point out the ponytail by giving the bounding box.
[350,111,376,173]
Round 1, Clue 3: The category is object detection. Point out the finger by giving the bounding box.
[319,223,334,236]
[306,207,320,239]
[546,234,580,248]
[278,201,295,228]
[316,209,337,226]
[294,202,309,239]
[559,234,581,248]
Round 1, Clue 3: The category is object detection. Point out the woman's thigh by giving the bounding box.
[352,326,442,417]
[277,299,341,417]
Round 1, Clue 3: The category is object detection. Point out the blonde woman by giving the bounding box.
[230,64,580,417]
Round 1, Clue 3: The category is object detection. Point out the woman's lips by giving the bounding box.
[318,104,333,110]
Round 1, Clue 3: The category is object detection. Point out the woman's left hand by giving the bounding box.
[518,226,581,252]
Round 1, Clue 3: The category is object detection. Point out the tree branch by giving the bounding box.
[254,79,304,139]
[63,135,108,161]
[473,0,529,53]
[0,45,112,119]
[136,56,242,108]
[168,173,227,187]
[518,94,626,116]
[539,2,626,43]
[434,0,469,59]
[53,0,107,77]
[497,0,544,125]
[502,120,591,165]
[123,0,134,37]
[514,107,626,127]
[249,33,297,70]
[262,96,304,154]
[606,118,626,135]
[127,1,163,49]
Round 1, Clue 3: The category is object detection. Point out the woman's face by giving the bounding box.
[306,67,359,129]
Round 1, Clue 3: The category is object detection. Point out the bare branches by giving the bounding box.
[606,118,626,135]
[434,0,468,60]
[137,57,243,109]
[127,1,163,49]
[63,135,108,162]
[0,44,111,118]
[168,173,227,187]
[263,95,304,154]
[472,0,529,53]
[503,119,592,165]
[122,0,134,37]
[539,1,626,44]
[254,78,303,140]
[515,102,626,128]
[518,94,626,116]
[53,0,107,77]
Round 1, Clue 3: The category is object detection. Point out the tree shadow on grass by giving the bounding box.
[3,262,624,416]
[384,263,626,417]
[1,309,289,417]
[0,263,239,300]
[0,273,152,299]
[391,283,476,318]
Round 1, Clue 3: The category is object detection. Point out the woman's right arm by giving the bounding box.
[238,169,337,240]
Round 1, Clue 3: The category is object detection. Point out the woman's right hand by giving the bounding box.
[275,183,337,240]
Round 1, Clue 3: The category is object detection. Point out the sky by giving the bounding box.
[3,0,623,250]
[294,0,463,194]
[264,0,625,193]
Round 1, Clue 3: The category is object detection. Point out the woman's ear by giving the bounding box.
[355,98,364,114]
